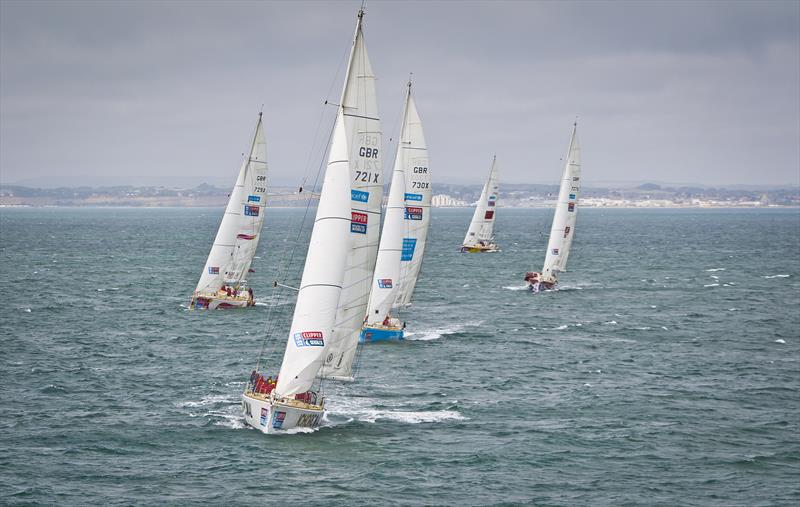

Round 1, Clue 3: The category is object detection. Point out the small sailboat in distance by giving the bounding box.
[461,156,499,253]
[360,79,430,343]
[191,113,267,309]
[525,121,581,292]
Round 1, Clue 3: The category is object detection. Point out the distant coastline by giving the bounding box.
[1,182,798,208]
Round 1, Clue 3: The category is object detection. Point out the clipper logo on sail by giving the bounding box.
[404,193,423,202]
[293,331,324,347]
[247,195,261,203]
[488,195,497,207]
[404,207,423,220]
[208,266,220,274]
[351,190,369,203]
[378,279,393,289]
[351,212,368,234]
[244,205,260,216]
[401,238,417,261]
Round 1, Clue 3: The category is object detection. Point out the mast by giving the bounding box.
[541,121,581,282]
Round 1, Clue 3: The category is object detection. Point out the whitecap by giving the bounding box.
[703,283,720,287]
[775,339,786,344]
[503,284,530,291]
[763,274,790,279]
[603,320,618,325]
[705,268,726,272]
[405,320,483,341]
[357,409,467,424]
[177,394,233,408]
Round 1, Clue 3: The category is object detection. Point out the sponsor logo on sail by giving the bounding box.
[208,266,220,274]
[247,195,261,203]
[484,210,495,220]
[351,212,368,234]
[404,207,423,220]
[488,200,496,207]
[378,279,393,289]
[552,248,560,255]
[569,193,576,200]
[351,189,369,203]
[244,205,260,216]
[568,202,575,212]
[404,192,423,202]
[571,186,579,191]
[293,331,325,347]
[236,233,256,240]
[272,411,286,429]
[572,176,580,182]
[563,226,571,238]
[401,238,417,261]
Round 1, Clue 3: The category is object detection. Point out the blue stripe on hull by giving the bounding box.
[359,327,404,343]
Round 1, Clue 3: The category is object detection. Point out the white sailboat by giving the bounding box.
[525,122,581,292]
[461,156,499,253]
[191,113,267,309]
[241,9,378,433]
[319,8,383,379]
[360,80,431,343]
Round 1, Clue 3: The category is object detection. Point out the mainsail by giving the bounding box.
[195,114,268,294]
[319,10,383,380]
[393,83,431,307]
[541,122,581,282]
[274,111,352,396]
[462,157,499,247]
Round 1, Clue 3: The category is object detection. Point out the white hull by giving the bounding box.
[191,293,253,310]
[241,392,324,434]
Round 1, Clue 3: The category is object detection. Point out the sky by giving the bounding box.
[1,0,798,188]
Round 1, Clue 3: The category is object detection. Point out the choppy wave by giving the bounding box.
[405,320,483,341]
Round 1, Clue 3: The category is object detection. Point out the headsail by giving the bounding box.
[275,111,352,396]
[364,135,405,325]
[462,157,499,247]
[542,123,581,282]
[195,114,268,294]
[320,9,383,380]
[393,83,431,307]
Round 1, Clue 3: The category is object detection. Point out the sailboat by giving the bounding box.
[461,156,499,253]
[242,8,379,433]
[525,122,581,292]
[360,80,431,343]
[190,113,267,309]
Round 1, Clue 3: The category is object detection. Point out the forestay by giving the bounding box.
[393,85,431,307]
[320,10,383,380]
[195,115,268,294]
[462,157,499,247]
[542,123,581,282]
[275,112,352,396]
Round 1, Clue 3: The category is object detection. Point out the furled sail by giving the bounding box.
[542,123,581,282]
[320,10,383,380]
[275,111,352,396]
[393,84,431,307]
[462,157,498,247]
[195,115,268,294]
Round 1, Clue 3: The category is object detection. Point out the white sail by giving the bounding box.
[364,145,405,325]
[275,111,352,396]
[462,157,499,247]
[320,11,382,380]
[393,85,431,307]
[542,123,581,282]
[196,115,268,294]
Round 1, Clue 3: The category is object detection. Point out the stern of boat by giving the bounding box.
[242,392,325,434]
[359,325,404,343]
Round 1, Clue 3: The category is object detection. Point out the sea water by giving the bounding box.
[1,207,798,505]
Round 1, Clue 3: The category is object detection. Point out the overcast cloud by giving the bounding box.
[1,0,798,188]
